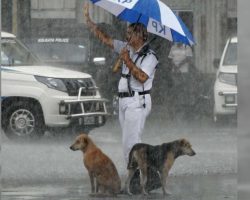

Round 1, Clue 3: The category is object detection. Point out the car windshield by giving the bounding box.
[223,42,237,65]
[1,38,39,66]
[26,38,87,64]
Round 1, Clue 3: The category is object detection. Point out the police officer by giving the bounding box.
[84,3,158,164]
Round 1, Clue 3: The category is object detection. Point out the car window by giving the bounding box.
[223,42,237,66]
[26,38,87,64]
[1,38,39,66]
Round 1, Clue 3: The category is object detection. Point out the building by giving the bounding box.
[1,0,237,74]
[158,0,237,74]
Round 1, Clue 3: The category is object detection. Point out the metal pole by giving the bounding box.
[0,0,2,51]
[0,0,1,34]
[0,0,1,63]
[12,0,17,35]
[0,0,2,159]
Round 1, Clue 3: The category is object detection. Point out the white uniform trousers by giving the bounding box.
[119,92,151,164]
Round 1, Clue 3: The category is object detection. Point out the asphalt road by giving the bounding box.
[1,114,237,200]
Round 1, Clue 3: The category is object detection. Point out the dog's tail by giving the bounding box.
[127,146,138,170]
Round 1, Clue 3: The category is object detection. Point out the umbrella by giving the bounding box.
[89,0,195,46]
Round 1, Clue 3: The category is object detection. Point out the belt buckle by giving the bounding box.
[130,91,135,97]
[132,91,138,96]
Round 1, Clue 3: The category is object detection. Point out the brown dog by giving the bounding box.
[70,134,121,196]
[125,138,196,195]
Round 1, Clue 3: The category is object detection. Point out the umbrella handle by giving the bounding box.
[112,57,122,73]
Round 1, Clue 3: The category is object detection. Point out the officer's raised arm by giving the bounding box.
[84,3,114,49]
[120,47,149,83]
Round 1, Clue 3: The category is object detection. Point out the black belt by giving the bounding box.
[118,90,150,98]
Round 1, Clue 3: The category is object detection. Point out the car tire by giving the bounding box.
[2,101,45,140]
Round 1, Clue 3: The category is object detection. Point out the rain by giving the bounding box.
[0,0,244,199]
[1,118,237,199]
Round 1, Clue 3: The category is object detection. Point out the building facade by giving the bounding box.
[2,0,237,73]
[163,0,237,73]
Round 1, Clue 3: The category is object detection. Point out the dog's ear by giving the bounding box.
[180,138,187,146]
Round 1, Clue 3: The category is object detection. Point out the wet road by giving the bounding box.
[2,175,236,200]
[1,114,237,200]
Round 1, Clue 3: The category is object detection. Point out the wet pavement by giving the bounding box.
[2,174,236,200]
[1,115,237,200]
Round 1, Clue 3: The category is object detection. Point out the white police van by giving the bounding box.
[1,32,108,140]
[213,37,237,122]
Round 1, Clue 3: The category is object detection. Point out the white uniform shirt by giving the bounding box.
[113,40,158,92]
[168,43,193,73]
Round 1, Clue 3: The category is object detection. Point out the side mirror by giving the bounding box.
[213,58,220,69]
[93,57,106,65]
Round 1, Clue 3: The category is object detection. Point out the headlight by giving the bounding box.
[35,76,67,92]
[218,72,236,86]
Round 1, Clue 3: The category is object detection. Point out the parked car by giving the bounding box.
[22,36,94,72]
[213,37,237,122]
[22,25,119,113]
[1,31,109,140]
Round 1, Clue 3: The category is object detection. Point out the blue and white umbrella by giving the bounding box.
[90,0,195,45]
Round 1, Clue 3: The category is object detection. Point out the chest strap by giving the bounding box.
[118,90,151,98]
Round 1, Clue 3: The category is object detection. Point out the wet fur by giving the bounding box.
[125,138,196,195]
[70,134,121,195]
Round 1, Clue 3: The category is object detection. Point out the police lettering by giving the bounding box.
[37,38,69,43]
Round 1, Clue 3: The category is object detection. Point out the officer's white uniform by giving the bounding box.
[113,40,158,164]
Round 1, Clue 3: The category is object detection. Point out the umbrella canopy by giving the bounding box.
[90,0,195,46]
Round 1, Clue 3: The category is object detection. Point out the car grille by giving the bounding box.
[62,78,97,96]
[70,101,105,114]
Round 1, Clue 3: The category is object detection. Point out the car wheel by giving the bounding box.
[2,101,45,140]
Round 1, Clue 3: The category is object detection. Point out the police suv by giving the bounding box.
[1,32,108,140]
[213,37,237,122]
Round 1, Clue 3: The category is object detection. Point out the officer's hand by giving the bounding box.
[120,48,130,63]
[84,3,90,23]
